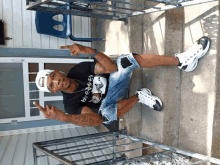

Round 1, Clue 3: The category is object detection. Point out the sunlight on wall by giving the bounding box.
[104,21,130,56]
[143,10,165,55]
[207,92,215,156]
[191,59,216,157]
[191,51,216,157]
[192,75,206,93]
[183,0,219,156]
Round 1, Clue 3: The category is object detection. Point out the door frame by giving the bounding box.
[0,57,93,124]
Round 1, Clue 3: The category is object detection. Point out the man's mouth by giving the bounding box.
[62,79,65,88]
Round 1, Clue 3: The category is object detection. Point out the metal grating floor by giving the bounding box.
[26,0,219,22]
[33,130,220,165]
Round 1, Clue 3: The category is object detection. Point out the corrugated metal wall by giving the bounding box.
[0,126,112,165]
[0,0,91,49]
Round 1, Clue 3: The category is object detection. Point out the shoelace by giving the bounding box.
[182,43,202,65]
[139,92,155,108]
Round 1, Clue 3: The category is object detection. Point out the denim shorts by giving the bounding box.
[99,53,140,124]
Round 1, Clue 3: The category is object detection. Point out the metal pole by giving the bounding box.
[49,137,126,153]
[114,0,218,19]
[26,0,53,10]
[29,6,124,20]
[33,145,37,165]
[191,159,210,164]
[113,132,116,162]
[72,145,156,163]
[40,139,144,158]
[59,0,147,13]
[106,0,161,9]
[33,144,77,165]
[36,131,114,146]
[48,1,134,15]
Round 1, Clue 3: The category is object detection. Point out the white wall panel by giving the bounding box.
[11,134,28,165]
[24,132,37,165]
[0,135,10,163]
[2,0,13,47]
[77,127,108,162]
[85,127,114,159]
[0,0,91,49]
[82,17,90,47]
[0,0,3,20]
[53,129,73,161]
[48,3,58,49]
[73,16,82,46]
[36,132,48,165]
[22,0,32,47]
[61,129,85,165]
[31,9,41,48]
[45,130,60,164]
[13,0,23,47]
[0,135,19,165]
[69,127,96,164]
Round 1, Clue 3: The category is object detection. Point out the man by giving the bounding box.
[34,36,211,127]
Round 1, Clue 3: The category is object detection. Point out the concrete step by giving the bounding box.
[139,0,220,159]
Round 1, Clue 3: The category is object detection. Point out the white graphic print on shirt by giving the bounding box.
[92,76,107,94]
[81,75,107,103]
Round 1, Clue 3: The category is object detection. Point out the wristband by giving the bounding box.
[91,49,98,57]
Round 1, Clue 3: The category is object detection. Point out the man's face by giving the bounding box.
[45,70,71,93]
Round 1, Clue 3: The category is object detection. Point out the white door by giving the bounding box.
[0,57,93,124]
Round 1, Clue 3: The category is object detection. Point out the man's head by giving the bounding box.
[35,70,70,93]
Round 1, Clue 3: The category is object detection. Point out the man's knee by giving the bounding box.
[121,57,132,69]
[81,106,94,114]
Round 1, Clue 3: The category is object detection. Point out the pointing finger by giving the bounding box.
[33,101,46,113]
[71,50,79,56]
[46,105,51,110]
[60,45,72,49]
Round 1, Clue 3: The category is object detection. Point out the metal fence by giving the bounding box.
[33,130,220,165]
[26,0,218,22]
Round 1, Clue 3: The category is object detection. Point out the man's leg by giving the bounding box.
[116,36,211,119]
[134,54,179,68]
[134,36,211,70]
[117,94,139,118]
[116,55,175,118]
[117,88,162,118]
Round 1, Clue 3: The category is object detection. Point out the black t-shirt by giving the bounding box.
[62,60,110,115]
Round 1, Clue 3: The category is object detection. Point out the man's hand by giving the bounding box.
[60,43,95,56]
[60,43,117,74]
[33,101,66,121]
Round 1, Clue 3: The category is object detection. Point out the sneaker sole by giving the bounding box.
[137,88,163,110]
[152,95,163,108]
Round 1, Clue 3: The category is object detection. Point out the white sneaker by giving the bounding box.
[175,36,211,72]
[136,88,162,111]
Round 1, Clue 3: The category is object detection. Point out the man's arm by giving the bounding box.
[33,102,103,127]
[60,43,117,74]
[62,112,103,127]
